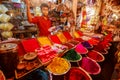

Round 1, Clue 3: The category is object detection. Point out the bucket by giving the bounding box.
[0,43,19,78]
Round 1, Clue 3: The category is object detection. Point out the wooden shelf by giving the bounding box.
[12,29,38,39]
[12,29,37,34]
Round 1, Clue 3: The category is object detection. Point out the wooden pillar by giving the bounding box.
[72,0,78,23]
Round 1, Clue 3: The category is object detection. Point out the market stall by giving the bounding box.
[0,0,120,80]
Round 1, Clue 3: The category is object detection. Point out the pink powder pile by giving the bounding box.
[75,43,88,54]
[79,57,101,75]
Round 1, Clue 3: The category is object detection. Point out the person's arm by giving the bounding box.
[25,0,32,22]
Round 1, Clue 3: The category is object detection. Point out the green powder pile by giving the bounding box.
[63,49,82,61]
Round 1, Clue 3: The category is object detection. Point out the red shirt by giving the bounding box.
[31,16,51,36]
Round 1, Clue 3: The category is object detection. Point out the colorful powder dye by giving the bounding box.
[63,49,82,62]
[37,46,57,63]
[94,44,108,54]
[73,31,80,38]
[63,31,73,40]
[77,31,83,36]
[64,67,92,80]
[57,32,67,43]
[49,35,62,44]
[98,41,110,49]
[38,51,57,63]
[87,50,104,62]
[81,41,93,49]
[74,38,84,42]
[47,57,70,75]
[21,38,40,52]
[104,33,112,42]
[69,40,79,45]
[79,57,101,75]
[37,37,52,46]
[63,43,74,49]
[75,43,88,54]
[88,38,100,45]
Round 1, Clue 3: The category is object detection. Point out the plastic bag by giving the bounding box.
[0,4,8,14]
[0,23,14,31]
[1,31,13,38]
[0,14,11,22]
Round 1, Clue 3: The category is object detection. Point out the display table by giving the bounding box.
[91,42,118,80]
[0,32,117,80]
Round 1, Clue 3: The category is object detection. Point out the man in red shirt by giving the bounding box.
[25,0,51,36]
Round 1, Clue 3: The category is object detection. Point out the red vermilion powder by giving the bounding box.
[77,31,83,36]
[21,38,40,53]
[63,31,73,41]
[87,50,104,62]
[88,38,100,45]
[49,35,62,44]
[63,43,74,49]
[65,67,92,80]
[74,38,84,42]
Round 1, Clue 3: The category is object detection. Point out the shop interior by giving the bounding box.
[0,0,120,80]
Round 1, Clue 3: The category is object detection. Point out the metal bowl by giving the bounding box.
[47,57,71,75]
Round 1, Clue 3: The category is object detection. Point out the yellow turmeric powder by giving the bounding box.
[47,57,70,75]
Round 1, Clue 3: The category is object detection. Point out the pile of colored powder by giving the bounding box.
[87,50,104,62]
[64,67,92,80]
[94,44,108,54]
[88,38,100,45]
[63,43,74,49]
[57,32,67,43]
[69,40,79,45]
[63,49,82,62]
[73,31,80,38]
[62,31,73,40]
[79,57,101,75]
[38,51,57,63]
[75,43,88,54]
[74,38,84,42]
[47,57,70,75]
[81,41,93,49]
[49,35,62,44]
[37,37,52,46]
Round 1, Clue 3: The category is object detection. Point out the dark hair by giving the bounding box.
[40,3,49,9]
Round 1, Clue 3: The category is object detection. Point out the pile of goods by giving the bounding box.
[0,4,14,39]
[47,57,70,75]
[36,45,57,63]
[63,49,82,62]
[64,67,92,80]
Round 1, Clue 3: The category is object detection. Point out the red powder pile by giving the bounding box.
[87,50,104,62]
[64,67,92,80]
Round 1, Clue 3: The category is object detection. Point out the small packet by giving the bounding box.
[0,4,8,14]
[0,14,11,22]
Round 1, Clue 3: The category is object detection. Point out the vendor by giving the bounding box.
[25,0,51,36]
